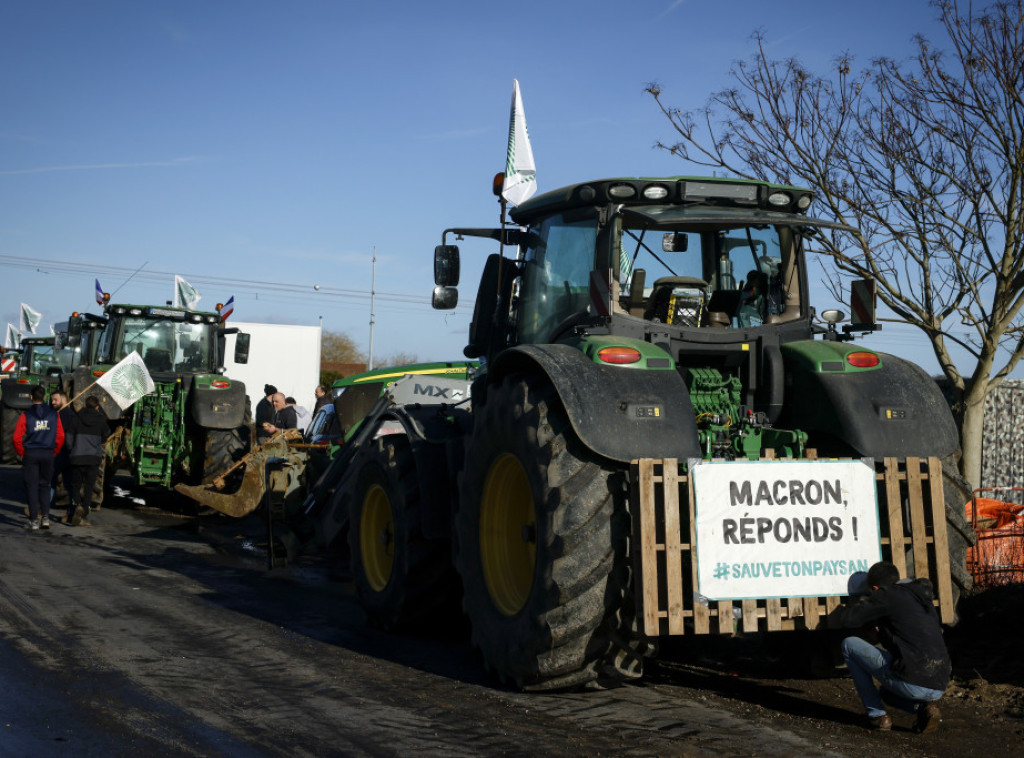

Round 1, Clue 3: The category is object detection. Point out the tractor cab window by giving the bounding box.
[711,226,785,328]
[617,224,707,326]
[516,214,597,344]
[117,317,215,373]
[22,344,67,376]
[616,220,793,328]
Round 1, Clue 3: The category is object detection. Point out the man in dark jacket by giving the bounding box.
[13,385,65,530]
[261,392,297,437]
[255,384,277,444]
[835,561,950,733]
[49,390,76,505]
[66,395,110,526]
[313,384,331,412]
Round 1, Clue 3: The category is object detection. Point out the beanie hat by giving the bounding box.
[264,384,277,396]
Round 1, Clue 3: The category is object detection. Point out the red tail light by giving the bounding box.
[597,346,642,365]
[92,370,106,377]
[211,380,230,389]
[847,351,880,368]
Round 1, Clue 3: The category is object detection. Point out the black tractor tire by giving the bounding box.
[455,373,648,691]
[201,427,247,485]
[940,453,977,607]
[1,406,22,464]
[348,435,459,630]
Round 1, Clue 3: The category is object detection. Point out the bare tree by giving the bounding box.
[321,330,364,364]
[647,0,1024,487]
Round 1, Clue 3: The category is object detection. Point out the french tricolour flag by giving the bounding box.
[220,296,234,322]
[95,279,105,306]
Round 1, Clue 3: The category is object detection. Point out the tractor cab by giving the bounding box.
[97,304,226,377]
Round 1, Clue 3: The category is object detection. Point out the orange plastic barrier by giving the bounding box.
[967,493,1024,587]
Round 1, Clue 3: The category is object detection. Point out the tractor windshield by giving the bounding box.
[109,317,217,373]
[516,214,598,344]
[616,217,799,328]
[20,343,71,376]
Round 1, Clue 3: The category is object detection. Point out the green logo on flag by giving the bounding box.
[111,363,149,401]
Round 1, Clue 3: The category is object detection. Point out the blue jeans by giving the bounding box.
[841,636,945,718]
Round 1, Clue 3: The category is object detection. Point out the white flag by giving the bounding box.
[5,323,19,349]
[501,79,537,207]
[19,302,42,334]
[96,351,156,410]
[174,275,202,309]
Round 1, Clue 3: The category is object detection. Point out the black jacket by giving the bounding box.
[836,579,951,691]
[273,405,297,430]
[69,407,110,465]
[255,397,274,439]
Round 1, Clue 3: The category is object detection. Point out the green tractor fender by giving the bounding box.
[189,375,248,429]
[777,343,959,459]
[487,343,702,464]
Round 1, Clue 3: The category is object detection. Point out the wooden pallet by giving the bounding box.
[631,455,954,636]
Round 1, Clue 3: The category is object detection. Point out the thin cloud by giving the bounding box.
[0,157,202,176]
[658,0,687,20]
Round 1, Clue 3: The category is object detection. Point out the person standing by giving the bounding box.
[835,561,950,733]
[49,390,76,507]
[261,392,297,436]
[313,384,331,412]
[286,396,312,432]
[255,384,277,445]
[13,385,65,530]
[66,395,110,526]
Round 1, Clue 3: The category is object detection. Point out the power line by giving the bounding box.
[0,253,435,308]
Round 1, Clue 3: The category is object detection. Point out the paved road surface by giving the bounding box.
[0,463,940,757]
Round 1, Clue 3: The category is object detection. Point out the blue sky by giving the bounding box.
[2,0,968,374]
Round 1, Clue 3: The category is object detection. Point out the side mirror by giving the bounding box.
[432,285,458,310]
[662,233,689,253]
[821,309,846,324]
[434,245,460,286]
[234,332,250,364]
[66,316,83,348]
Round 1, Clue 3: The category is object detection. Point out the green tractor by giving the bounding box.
[63,303,252,493]
[0,335,72,463]
[335,174,972,690]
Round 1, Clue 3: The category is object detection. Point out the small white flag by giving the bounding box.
[96,351,156,410]
[501,79,537,207]
[174,275,202,310]
[19,302,42,334]
[6,323,20,349]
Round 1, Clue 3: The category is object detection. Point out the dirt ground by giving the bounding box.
[648,582,1024,757]
[1,464,1023,756]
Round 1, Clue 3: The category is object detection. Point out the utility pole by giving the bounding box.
[368,246,376,371]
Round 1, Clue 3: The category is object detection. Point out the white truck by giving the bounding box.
[222,322,323,417]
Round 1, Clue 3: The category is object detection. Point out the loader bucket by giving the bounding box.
[174,431,300,517]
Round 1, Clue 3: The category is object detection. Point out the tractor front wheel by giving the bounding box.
[201,427,248,486]
[455,373,646,690]
[348,436,458,630]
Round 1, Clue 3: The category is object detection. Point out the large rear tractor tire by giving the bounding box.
[940,453,977,607]
[348,435,459,630]
[2,406,21,464]
[455,373,648,691]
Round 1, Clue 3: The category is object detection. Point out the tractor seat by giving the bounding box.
[645,277,709,326]
[145,348,172,372]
